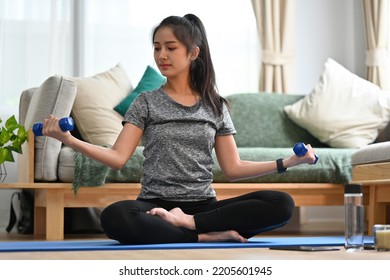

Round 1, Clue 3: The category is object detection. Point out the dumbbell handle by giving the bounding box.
[33,117,74,136]
[293,142,319,164]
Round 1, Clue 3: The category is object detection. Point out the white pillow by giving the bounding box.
[284,58,390,148]
[70,64,133,145]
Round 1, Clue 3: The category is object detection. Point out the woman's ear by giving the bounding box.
[190,46,200,61]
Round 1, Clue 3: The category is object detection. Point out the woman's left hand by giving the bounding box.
[287,143,318,166]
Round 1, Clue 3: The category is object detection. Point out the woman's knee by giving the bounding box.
[100,201,131,235]
[250,190,295,219]
[277,191,295,219]
[100,200,153,242]
[101,200,155,222]
[251,190,294,204]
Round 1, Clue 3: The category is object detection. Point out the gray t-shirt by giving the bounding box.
[123,87,236,201]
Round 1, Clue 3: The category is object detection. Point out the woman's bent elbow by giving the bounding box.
[109,160,127,170]
[223,172,241,182]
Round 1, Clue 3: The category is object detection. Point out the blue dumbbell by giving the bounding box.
[293,142,319,164]
[33,117,74,136]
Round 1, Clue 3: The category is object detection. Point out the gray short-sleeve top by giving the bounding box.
[123,87,236,201]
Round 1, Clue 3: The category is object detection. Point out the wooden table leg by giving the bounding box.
[33,190,46,238]
[45,189,64,240]
[368,185,387,235]
[33,206,46,238]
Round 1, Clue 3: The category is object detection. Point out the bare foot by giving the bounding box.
[198,230,248,243]
[147,207,195,230]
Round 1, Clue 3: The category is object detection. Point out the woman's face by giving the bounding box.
[153,27,193,79]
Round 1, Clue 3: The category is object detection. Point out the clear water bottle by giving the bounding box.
[344,184,364,251]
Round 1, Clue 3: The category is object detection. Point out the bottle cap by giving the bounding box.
[344,184,362,194]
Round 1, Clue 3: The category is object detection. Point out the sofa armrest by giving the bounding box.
[17,130,35,183]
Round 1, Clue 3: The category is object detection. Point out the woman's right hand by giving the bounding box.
[42,115,73,144]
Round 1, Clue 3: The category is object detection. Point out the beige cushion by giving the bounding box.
[58,146,76,182]
[352,142,390,165]
[70,64,133,145]
[284,58,390,148]
[24,76,77,181]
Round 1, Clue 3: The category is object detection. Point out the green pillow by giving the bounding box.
[114,65,166,116]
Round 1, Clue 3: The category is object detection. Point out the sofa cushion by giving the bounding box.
[24,76,77,181]
[70,63,133,145]
[226,93,326,148]
[351,142,390,165]
[284,58,390,148]
[114,65,166,116]
[58,146,76,182]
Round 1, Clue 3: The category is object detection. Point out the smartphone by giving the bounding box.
[270,246,340,251]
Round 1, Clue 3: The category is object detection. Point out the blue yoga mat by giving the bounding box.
[0,236,374,252]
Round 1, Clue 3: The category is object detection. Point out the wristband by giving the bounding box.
[276,158,287,173]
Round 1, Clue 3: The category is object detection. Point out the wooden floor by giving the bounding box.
[1,223,389,260]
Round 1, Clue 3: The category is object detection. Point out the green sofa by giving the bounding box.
[70,92,356,190]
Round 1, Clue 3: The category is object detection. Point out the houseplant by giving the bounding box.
[0,115,28,181]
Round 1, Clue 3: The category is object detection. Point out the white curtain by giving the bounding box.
[0,0,73,117]
[251,0,296,93]
[363,0,390,90]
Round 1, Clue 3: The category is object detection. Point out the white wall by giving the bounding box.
[0,0,368,229]
[296,0,365,94]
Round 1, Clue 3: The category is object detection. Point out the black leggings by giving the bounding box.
[100,190,295,244]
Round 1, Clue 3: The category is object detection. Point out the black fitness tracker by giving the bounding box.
[276,158,287,173]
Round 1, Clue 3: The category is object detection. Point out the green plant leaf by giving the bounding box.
[5,115,19,132]
[0,148,6,164]
[0,128,11,147]
[10,143,22,154]
[0,115,27,163]
[18,125,28,140]
[0,147,14,164]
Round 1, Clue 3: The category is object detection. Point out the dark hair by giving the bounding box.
[152,14,227,116]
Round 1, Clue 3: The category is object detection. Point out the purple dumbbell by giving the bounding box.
[33,117,74,136]
[293,142,319,164]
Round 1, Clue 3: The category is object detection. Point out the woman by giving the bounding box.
[43,14,317,245]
